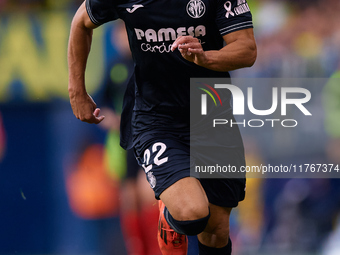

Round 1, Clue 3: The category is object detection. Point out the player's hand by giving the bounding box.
[171,36,208,66]
[69,91,105,124]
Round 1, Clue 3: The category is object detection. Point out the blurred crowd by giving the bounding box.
[235,0,340,78]
[1,0,339,76]
[232,1,340,255]
[0,0,83,10]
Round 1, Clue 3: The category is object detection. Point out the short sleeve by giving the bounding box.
[215,0,253,36]
[86,0,119,26]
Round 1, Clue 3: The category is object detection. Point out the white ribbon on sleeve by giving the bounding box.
[224,1,235,18]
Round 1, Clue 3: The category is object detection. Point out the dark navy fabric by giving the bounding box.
[133,132,245,207]
[86,0,253,149]
[86,0,251,205]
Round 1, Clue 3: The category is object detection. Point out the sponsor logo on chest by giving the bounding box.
[131,0,208,53]
[134,26,206,42]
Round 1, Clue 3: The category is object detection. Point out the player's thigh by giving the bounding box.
[134,134,209,221]
[160,176,209,221]
[198,203,232,248]
[137,169,157,205]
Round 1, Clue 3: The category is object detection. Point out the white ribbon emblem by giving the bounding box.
[224,1,234,18]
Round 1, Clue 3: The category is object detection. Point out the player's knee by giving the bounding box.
[175,202,210,221]
[214,229,229,245]
[200,225,230,247]
[167,208,210,236]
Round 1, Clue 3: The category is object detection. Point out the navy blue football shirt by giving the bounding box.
[86,0,253,149]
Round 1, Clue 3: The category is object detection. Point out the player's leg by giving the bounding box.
[137,135,211,228]
[160,176,209,222]
[135,135,211,254]
[157,178,210,255]
[196,177,246,255]
[197,203,232,254]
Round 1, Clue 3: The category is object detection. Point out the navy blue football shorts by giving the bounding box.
[134,132,246,208]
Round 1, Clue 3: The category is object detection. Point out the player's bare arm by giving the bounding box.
[68,2,105,124]
[171,28,257,72]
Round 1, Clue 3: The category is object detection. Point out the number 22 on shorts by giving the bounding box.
[142,142,168,173]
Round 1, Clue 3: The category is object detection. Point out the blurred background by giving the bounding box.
[0,0,340,255]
